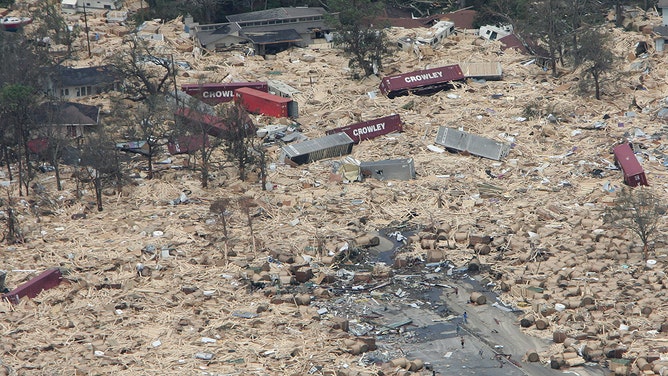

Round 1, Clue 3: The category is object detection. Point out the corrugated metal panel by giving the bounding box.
[459,62,503,80]
[435,126,510,161]
[360,158,415,181]
[283,132,354,164]
[268,79,301,97]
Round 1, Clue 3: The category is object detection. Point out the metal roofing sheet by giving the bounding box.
[282,132,353,158]
[434,126,510,161]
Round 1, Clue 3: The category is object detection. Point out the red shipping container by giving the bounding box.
[174,107,255,139]
[168,134,210,154]
[181,82,268,105]
[326,114,403,143]
[379,64,465,98]
[613,143,648,187]
[234,87,298,118]
[2,268,63,304]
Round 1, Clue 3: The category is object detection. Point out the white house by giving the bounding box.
[60,0,123,13]
[655,0,668,52]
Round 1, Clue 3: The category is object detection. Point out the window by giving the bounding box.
[61,88,70,96]
[67,125,79,137]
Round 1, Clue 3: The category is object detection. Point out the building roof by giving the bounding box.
[56,65,118,87]
[34,102,101,126]
[196,23,247,47]
[242,28,303,45]
[439,9,477,30]
[498,34,529,54]
[226,7,327,23]
[659,0,668,7]
[372,15,441,29]
[654,25,668,37]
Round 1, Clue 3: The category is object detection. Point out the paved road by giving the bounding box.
[371,271,607,376]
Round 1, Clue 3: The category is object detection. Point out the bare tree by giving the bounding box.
[1,187,25,244]
[220,103,256,181]
[111,34,178,102]
[112,95,173,179]
[209,198,231,261]
[603,187,666,261]
[79,132,128,211]
[573,28,615,100]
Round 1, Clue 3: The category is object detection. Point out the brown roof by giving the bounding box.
[499,34,528,53]
[439,9,477,30]
[371,15,440,29]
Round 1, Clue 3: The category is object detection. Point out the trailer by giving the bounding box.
[434,126,510,161]
[181,82,268,105]
[326,114,403,144]
[235,87,298,118]
[282,132,354,165]
[379,64,465,99]
[174,107,255,139]
[360,158,416,181]
[613,143,648,187]
[168,134,210,155]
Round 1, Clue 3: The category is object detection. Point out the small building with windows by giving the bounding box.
[60,0,123,13]
[46,65,120,99]
[194,7,331,54]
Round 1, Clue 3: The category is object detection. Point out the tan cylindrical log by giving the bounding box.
[470,292,486,305]
[526,350,539,363]
[409,359,424,371]
[348,343,368,355]
[553,331,567,343]
[635,357,650,371]
[418,231,436,240]
[437,224,452,235]
[389,357,409,369]
[293,294,311,305]
[426,250,445,262]
[535,319,549,330]
[454,232,468,242]
[421,239,436,250]
[356,234,379,247]
[475,243,491,255]
[468,257,481,272]
[652,362,668,373]
[564,356,585,367]
[580,296,594,307]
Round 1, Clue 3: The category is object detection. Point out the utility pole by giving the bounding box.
[83,1,91,58]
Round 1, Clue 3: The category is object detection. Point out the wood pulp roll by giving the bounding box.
[526,350,539,362]
[356,234,379,247]
[552,331,567,343]
[470,292,486,305]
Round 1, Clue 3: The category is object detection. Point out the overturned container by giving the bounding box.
[359,158,416,181]
[181,82,268,105]
[235,87,298,118]
[434,126,510,161]
[379,64,465,99]
[613,143,648,187]
[326,114,403,144]
[282,132,354,165]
